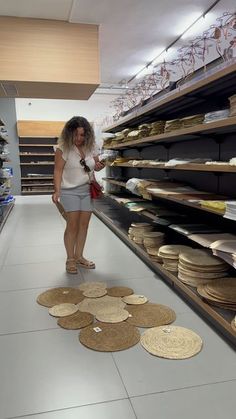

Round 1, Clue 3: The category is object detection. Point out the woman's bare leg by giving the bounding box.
[64,211,80,260]
[74,211,92,263]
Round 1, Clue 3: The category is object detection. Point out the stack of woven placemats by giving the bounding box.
[149,120,166,135]
[164,118,182,132]
[143,231,165,262]
[178,249,229,287]
[37,281,203,358]
[128,222,153,244]
[197,277,236,311]
[180,114,205,128]
[158,244,193,272]
[229,94,236,117]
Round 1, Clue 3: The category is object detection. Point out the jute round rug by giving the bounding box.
[141,326,203,359]
[78,282,107,292]
[127,303,176,327]
[37,287,84,308]
[122,294,148,305]
[79,322,140,351]
[107,286,134,297]
[231,317,236,333]
[49,303,79,317]
[206,278,236,303]
[83,288,107,298]
[95,309,129,323]
[77,295,126,315]
[57,311,94,329]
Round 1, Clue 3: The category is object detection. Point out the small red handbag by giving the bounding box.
[89,176,103,199]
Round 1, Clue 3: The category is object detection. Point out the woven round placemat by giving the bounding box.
[83,288,107,298]
[197,285,236,310]
[231,317,236,332]
[37,287,84,308]
[122,294,148,305]
[107,286,134,297]
[77,295,126,315]
[140,325,203,359]
[158,245,193,258]
[127,303,176,327]
[95,309,129,323]
[78,282,107,292]
[57,311,94,329]
[206,278,236,303]
[49,303,79,317]
[179,251,226,267]
[79,321,140,351]
[178,260,228,273]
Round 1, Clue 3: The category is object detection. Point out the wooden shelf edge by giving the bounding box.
[93,206,236,346]
[109,162,236,173]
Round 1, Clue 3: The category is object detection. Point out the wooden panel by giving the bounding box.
[17,120,65,137]
[0,17,99,99]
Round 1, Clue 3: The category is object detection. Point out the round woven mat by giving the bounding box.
[179,251,226,267]
[178,272,214,288]
[83,288,107,298]
[143,232,165,238]
[197,285,236,310]
[140,326,203,359]
[206,278,236,303]
[107,286,134,297]
[37,287,84,308]
[158,245,192,258]
[49,303,79,317]
[231,317,236,332]
[127,303,176,327]
[122,294,148,305]
[178,265,228,279]
[78,282,107,292]
[79,322,140,351]
[77,295,126,315]
[178,260,228,273]
[95,309,129,323]
[57,311,94,329]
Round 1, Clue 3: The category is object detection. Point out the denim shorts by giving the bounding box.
[60,183,92,212]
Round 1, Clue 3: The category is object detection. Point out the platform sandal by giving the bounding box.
[76,257,96,269]
[66,258,78,274]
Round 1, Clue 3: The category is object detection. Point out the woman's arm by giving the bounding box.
[52,149,66,203]
[93,155,105,171]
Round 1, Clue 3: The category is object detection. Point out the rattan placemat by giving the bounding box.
[83,288,107,298]
[206,278,236,303]
[178,265,227,279]
[179,251,226,267]
[197,285,236,310]
[178,260,228,273]
[127,303,176,327]
[122,294,148,305]
[79,322,140,351]
[140,326,203,359]
[49,303,79,317]
[107,286,134,297]
[77,295,126,315]
[37,287,84,307]
[57,311,94,329]
[95,309,129,323]
[78,282,107,291]
[231,317,236,332]
[178,272,214,287]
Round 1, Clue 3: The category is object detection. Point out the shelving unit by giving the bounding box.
[17,120,65,195]
[97,62,236,345]
[0,118,14,231]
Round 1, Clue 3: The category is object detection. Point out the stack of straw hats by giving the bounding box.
[158,244,193,271]
[149,120,166,135]
[143,231,165,262]
[178,249,229,287]
[128,222,153,245]
[229,94,236,117]
[197,277,236,310]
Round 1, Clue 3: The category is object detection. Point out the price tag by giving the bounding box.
[93,327,102,333]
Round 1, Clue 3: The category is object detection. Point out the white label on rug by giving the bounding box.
[93,327,102,333]
[139,295,144,298]
[128,314,133,317]
[163,327,171,333]
[62,291,69,294]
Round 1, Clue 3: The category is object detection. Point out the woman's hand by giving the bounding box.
[52,191,60,203]
[94,161,105,171]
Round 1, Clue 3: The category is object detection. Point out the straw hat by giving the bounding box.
[78,282,107,292]
[77,295,126,315]
[49,303,79,317]
[95,308,129,323]
[122,294,148,305]
[37,287,84,307]
[57,311,94,329]
[127,303,176,327]
[79,322,140,351]
[140,325,203,359]
[107,286,134,297]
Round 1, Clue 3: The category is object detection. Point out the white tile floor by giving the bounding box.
[0,195,235,419]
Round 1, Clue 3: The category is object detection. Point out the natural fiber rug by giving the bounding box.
[107,286,134,297]
[141,326,203,359]
[127,303,176,327]
[77,295,126,315]
[79,322,140,351]
[95,309,129,323]
[197,285,236,310]
[49,303,79,317]
[57,311,94,329]
[206,278,236,303]
[78,281,107,292]
[83,288,107,298]
[37,287,84,307]
[231,317,236,333]
[122,294,148,305]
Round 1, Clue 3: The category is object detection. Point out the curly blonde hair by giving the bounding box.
[58,116,95,152]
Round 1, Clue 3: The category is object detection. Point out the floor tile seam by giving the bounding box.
[127,398,138,419]
[5,396,130,419]
[0,284,82,293]
[2,260,67,267]
[129,378,236,399]
[111,353,130,399]
[0,327,59,337]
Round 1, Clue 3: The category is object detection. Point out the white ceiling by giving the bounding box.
[0,0,235,89]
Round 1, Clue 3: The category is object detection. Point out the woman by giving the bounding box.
[52,116,104,274]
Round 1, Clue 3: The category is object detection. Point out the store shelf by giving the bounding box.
[21,183,54,187]
[20,162,54,166]
[22,190,54,194]
[109,161,236,173]
[21,176,53,180]
[19,144,56,147]
[105,116,236,149]
[19,153,55,156]
[93,202,236,346]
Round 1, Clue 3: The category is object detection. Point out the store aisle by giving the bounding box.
[0,196,235,419]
